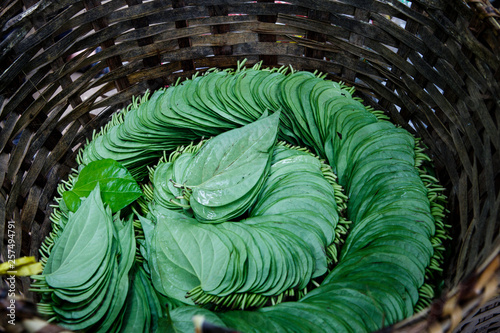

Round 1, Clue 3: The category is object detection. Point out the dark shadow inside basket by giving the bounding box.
[0,0,498,332]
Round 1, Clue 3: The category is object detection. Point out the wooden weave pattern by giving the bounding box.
[0,0,499,332]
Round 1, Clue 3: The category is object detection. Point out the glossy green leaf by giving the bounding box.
[63,159,142,213]
[184,112,280,221]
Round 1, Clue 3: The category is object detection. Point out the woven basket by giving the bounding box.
[1,0,499,332]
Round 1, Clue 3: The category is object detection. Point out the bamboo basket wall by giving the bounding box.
[0,0,499,332]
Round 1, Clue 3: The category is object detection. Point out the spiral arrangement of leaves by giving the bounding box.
[31,61,449,332]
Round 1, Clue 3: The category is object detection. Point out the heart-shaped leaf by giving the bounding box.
[184,112,280,221]
[63,159,142,213]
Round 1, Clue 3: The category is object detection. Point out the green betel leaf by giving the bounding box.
[61,191,81,212]
[149,207,235,303]
[185,112,280,221]
[45,184,113,288]
[63,159,142,213]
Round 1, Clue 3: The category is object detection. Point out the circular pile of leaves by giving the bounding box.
[32,62,449,333]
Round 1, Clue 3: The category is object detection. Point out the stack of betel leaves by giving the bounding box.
[30,61,450,333]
